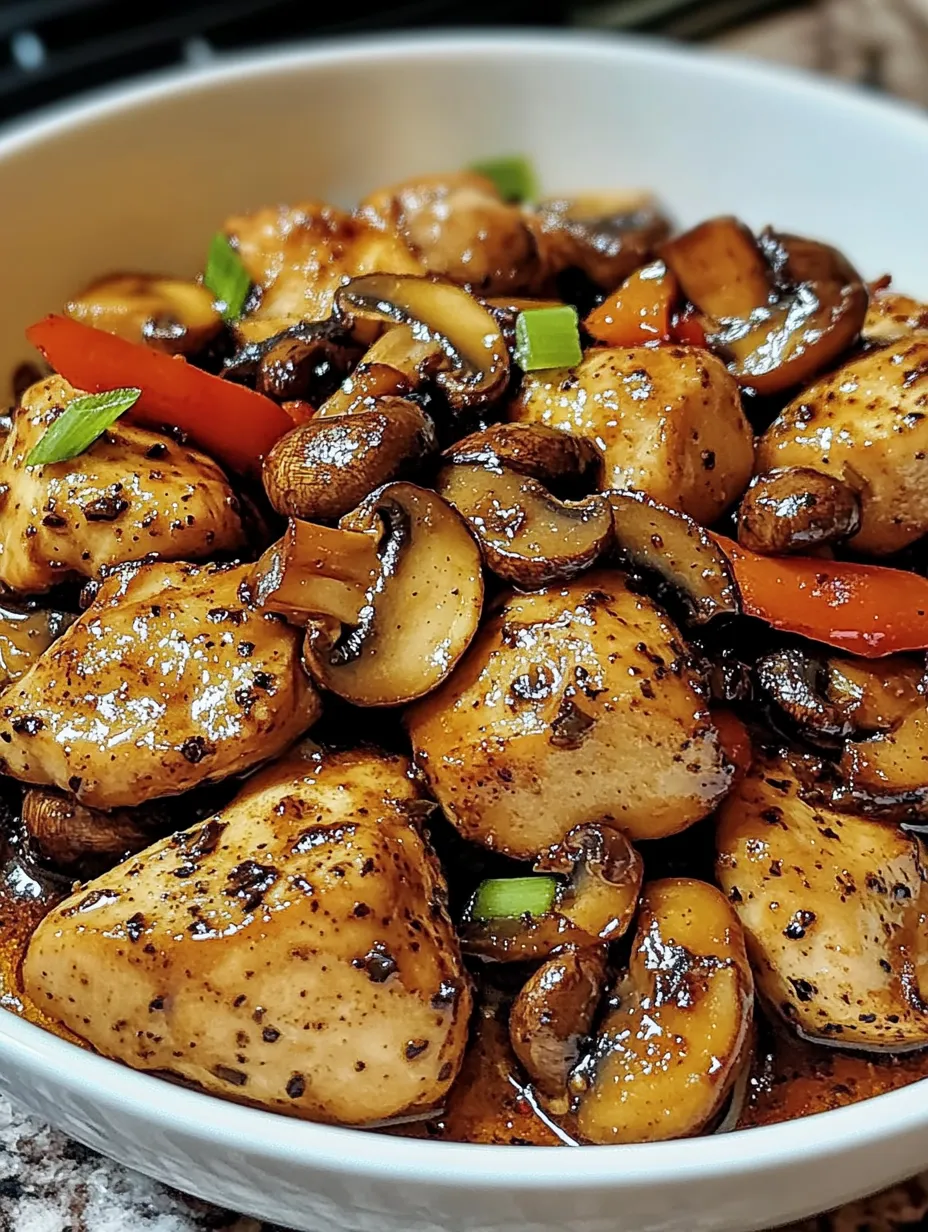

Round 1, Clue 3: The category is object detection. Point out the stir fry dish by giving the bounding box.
[5,159,928,1145]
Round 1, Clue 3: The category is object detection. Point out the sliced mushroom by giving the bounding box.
[0,603,75,690]
[437,462,613,588]
[22,788,155,871]
[443,422,602,495]
[836,687,928,819]
[606,490,740,625]
[718,752,928,1050]
[661,218,867,395]
[222,318,362,404]
[65,273,222,355]
[738,468,861,555]
[249,518,381,627]
[335,274,509,410]
[509,946,608,1099]
[757,649,924,755]
[256,482,484,707]
[317,325,441,419]
[531,192,671,289]
[827,655,924,734]
[570,878,753,1144]
[262,398,437,523]
[756,648,853,745]
[408,573,731,858]
[359,172,542,296]
[461,822,644,962]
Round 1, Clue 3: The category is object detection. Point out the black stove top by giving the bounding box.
[0,0,803,123]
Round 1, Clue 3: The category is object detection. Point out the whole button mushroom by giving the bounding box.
[263,397,437,523]
[738,468,861,556]
[249,482,484,707]
[461,821,644,963]
[570,879,753,1144]
[407,572,733,859]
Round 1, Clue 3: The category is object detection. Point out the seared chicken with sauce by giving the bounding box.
[0,376,248,593]
[6,161,928,1147]
[407,572,731,858]
[24,745,471,1124]
[0,559,319,807]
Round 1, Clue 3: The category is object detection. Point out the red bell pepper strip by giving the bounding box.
[714,533,928,659]
[26,315,294,476]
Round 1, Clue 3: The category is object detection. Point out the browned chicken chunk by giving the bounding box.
[224,202,423,341]
[407,572,731,858]
[23,745,472,1126]
[0,559,320,808]
[0,377,247,593]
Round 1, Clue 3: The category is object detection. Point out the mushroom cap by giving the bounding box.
[263,398,436,523]
[572,878,753,1144]
[304,482,484,708]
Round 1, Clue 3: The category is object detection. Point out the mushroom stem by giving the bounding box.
[23,788,155,869]
[318,325,440,419]
[249,519,380,626]
[335,274,509,409]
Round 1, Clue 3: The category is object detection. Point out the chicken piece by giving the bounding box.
[756,338,928,555]
[0,560,320,808]
[407,571,731,859]
[862,287,928,346]
[23,745,472,1126]
[359,172,542,296]
[509,346,753,524]
[225,202,424,341]
[717,752,928,1051]
[0,376,247,594]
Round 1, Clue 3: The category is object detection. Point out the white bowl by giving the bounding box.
[3,31,928,1232]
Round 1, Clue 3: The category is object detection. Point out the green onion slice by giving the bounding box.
[471,876,557,920]
[26,387,142,467]
[515,305,583,372]
[204,232,250,322]
[469,155,538,204]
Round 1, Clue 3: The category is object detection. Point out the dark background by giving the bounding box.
[1,0,806,123]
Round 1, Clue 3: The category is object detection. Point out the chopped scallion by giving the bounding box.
[26,387,142,467]
[515,306,583,372]
[471,876,557,920]
[204,232,250,322]
[469,155,538,204]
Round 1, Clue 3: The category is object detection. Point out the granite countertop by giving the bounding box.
[5,2,928,1229]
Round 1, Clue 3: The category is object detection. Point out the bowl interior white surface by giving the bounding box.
[3,31,928,1232]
